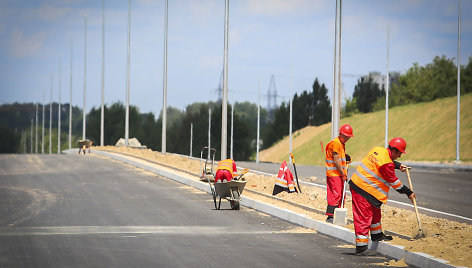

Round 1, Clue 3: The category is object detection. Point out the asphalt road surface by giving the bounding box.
[239,161,472,222]
[0,154,404,267]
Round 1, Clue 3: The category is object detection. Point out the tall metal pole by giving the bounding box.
[125,0,131,147]
[58,58,62,154]
[42,92,45,154]
[230,101,234,160]
[30,119,33,153]
[221,0,230,160]
[456,2,461,162]
[23,130,26,153]
[336,0,342,132]
[22,131,25,153]
[83,14,87,141]
[256,81,260,164]
[289,64,293,163]
[35,104,38,153]
[208,108,211,159]
[69,39,73,150]
[101,0,105,146]
[49,74,53,154]
[162,0,168,153]
[385,25,390,147]
[331,0,338,139]
[190,123,193,156]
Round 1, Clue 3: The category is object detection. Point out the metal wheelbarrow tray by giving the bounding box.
[209,180,247,210]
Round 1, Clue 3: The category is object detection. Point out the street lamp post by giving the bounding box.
[162,0,168,153]
[221,0,229,160]
[101,0,106,146]
[83,14,87,141]
[58,58,62,154]
[125,0,131,147]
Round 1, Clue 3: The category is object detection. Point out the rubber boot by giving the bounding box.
[355,245,378,256]
[372,232,393,242]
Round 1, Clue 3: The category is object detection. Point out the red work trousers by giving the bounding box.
[326,176,346,216]
[351,187,383,247]
[215,169,233,183]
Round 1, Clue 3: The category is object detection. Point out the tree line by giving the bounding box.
[344,55,472,116]
[1,54,471,158]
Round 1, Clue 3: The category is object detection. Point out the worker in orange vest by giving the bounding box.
[325,124,353,223]
[349,137,416,256]
[214,159,238,183]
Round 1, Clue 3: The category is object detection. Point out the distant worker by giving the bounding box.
[325,124,353,223]
[214,159,238,183]
[349,137,416,256]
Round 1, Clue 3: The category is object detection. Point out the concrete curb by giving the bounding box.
[67,149,466,268]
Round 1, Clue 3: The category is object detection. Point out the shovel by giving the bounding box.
[289,153,302,193]
[405,167,426,239]
[333,179,348,226]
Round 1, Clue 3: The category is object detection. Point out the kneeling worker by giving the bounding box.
[214,159,238,183]
[349,137,416,256]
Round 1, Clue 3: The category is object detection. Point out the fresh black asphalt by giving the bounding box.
[0,154,406,267]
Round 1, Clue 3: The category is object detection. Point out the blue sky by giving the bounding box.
[0,0,471,117]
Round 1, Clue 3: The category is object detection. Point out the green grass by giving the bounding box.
[262,93,472,165]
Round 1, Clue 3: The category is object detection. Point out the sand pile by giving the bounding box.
[95,146,471,267]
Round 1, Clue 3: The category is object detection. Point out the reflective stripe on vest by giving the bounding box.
[216,159,237,177]
[325,137,347,177]
[350,147,392,203]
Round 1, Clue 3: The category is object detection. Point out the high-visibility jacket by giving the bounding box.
[325,137,347,177]
[216,159,237,178]
[350,147,403,204]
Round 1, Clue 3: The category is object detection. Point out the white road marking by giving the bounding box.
[0,226,307,236]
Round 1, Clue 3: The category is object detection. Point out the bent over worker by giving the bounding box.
[214,159,238,183]
[325,124,353,223]
[349,137,416,256]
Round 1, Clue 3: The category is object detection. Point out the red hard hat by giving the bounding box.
[339,124,354,137]
[389,137,407,154]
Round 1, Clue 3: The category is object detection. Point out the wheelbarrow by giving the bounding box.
[199,147,216,182]
[78,139,93,154]
[206,169,249,210]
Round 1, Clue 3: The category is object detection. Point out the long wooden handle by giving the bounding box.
[406,168,423,232]
[290,153,295,164]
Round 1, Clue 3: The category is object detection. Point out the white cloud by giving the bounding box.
[9,28,46,59]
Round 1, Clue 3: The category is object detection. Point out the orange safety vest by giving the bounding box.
[216,159,238,177]
[350,147,402,204]
[325,137,347,177]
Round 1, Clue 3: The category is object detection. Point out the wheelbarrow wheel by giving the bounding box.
[230,189,240,210]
